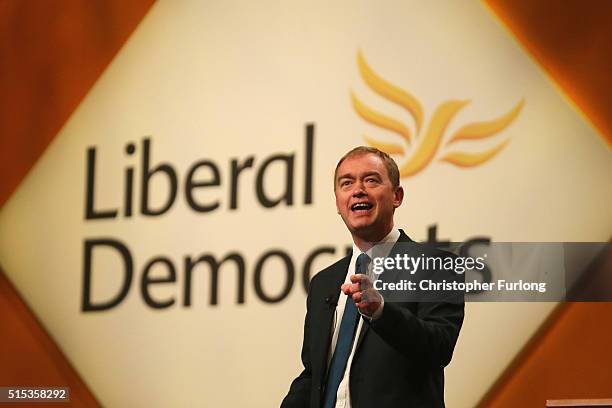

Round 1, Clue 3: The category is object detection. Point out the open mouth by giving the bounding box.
[351,202,373,213]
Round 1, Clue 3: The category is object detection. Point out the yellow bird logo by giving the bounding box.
[352,50,524,178]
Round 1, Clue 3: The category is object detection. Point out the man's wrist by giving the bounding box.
[359,297,385,321]
[371,297,384,320]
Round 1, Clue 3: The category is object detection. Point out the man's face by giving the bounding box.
[334,153,403,241]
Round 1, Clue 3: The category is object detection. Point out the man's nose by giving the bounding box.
[352,181,367,196]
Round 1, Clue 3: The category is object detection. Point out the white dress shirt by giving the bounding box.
[327,228,401,408]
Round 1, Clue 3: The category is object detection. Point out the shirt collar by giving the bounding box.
[351,227,400,260]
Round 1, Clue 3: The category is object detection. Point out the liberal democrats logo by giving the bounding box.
[351,50,524,178]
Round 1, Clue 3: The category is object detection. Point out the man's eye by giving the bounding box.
[341,180,352,187]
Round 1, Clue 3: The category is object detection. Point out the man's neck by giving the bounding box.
[352,225,395,253]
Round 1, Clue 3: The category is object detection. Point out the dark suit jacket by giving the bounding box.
[281,230,464,408]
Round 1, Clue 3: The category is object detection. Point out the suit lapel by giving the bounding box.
[312,255,351,383]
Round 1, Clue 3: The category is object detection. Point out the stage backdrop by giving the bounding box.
[1,1,610,407]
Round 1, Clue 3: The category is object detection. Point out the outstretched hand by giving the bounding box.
[341,274,382,318]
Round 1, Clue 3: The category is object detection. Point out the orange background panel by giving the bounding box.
[0,0,156,208]
[485,0,612,146]
[0,1,154,405]
[0,0,610,406]
[0,269,100,406]
[478,0,612,405]
[478,248,612,407]
[479,303,612,407]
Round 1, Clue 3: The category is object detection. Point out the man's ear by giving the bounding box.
[393,186,404,208]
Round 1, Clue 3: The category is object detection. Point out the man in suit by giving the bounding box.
[281,146,464,408]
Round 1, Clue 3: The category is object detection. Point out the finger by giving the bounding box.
[352,275,374,291]
[362,289,380,303]
[352,275,369,292]
[350,274,365,283]
[357,300,369,310]
[349,283,361,294]
[360,299,378,312]
[341,283,351,294]
[358,298,380,308]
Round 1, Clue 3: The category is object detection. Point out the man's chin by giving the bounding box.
[348,221,394,242]
[349,223,377,238]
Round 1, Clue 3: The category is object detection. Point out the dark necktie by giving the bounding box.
[322,253,369,408]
